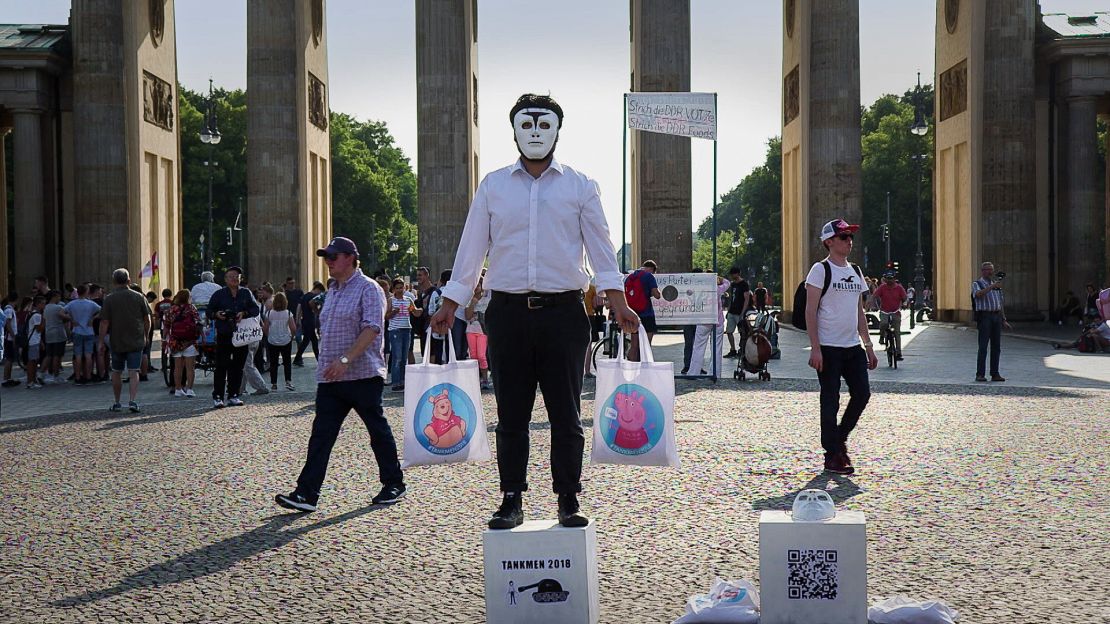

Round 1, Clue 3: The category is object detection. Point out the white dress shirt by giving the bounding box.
[441,157,624,306]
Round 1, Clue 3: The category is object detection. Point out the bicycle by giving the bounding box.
[589,320,626,374]
[879,310,900,369]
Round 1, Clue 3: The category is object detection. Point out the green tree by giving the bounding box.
[860,85,934,284]
[179,85,247,280]
[695,136,782,292]
[329,113,418,276]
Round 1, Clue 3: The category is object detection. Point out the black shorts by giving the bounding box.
[640,316,658,334]
[45,341,66,357]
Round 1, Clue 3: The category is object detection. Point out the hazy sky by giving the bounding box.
[4,0,1103,248]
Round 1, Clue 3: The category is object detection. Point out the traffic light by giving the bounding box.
[880,224,889,242]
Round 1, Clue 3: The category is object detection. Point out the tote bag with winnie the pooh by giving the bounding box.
[401,328,491,468]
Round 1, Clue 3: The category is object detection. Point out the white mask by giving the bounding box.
[513,108,560,161]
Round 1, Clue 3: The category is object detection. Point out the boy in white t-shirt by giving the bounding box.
[805,219,878,475]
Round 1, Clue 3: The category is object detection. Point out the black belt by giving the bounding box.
[492,290,583,310]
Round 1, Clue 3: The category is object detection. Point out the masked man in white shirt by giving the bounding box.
[431,94,640,529]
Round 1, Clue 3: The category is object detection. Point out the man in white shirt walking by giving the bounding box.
[431,93,640,529]
[805,219,878,475]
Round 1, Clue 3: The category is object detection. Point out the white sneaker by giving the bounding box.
[43,375,56,384]
[185,388,196,397]
[26,382,42,389]
[175,389,186,397]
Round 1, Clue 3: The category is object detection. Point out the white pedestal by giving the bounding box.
[483,520,599,624]
[759,510,867,624]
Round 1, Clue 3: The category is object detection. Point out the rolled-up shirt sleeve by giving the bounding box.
[359,282,384,335]
[443,180,491,306]
[579,178,623,292]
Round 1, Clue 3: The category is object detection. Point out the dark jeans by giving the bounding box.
[451,316,469,361]
[976,311,1003,377]
[295,325,319,362]
[682,325,697,371]
[295,377,404,499]
[816,345,871,456]
[267,342,292,384]
[388,328,411,386]
[213,334,249,399]
[486,293,590,494]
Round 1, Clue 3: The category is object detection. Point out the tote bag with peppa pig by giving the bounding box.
[401,328,491,468]
[591,325,679,467]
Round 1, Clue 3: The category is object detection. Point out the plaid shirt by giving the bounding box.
[317,269,387,383]
[971,278,1004,312]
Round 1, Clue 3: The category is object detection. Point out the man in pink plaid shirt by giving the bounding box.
[275,236,406,512]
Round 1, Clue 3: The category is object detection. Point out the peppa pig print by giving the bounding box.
[600,384,664,455]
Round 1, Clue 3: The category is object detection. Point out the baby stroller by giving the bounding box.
[734,310,774,381]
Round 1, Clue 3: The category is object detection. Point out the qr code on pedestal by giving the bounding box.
[786,549,838,600]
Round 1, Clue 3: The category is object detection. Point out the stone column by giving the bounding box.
[0,128,8,291]
[12,110,46,291]
[416,0,478,277]
[630,0,691,272]
[1057,96,1103,297]
[979,0,1038,317]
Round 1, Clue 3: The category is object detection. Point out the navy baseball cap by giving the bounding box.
[316,236,359,257]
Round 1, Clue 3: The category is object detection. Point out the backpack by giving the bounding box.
[1077,334,1098,353]
[624,270,649,313]
[170,308,199,341]
[791,260,863,330]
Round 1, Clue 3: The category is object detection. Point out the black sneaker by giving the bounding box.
[558,493,589,527]
[128,401,141,413]
[275,491,317,512]
[293,360,304,368]
[1,379,19,387]
[372,484,407,505]
[488,492,524,529]
[723,349,738,359]
[109,402,122,413]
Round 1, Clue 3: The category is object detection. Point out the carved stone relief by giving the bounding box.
[312,0,323,47]
[143,71,174,131]
[309,72,328,131]
[783,65,800,126]
[939,59,967,121]
[945,0,959,34]
[150,0,165,47]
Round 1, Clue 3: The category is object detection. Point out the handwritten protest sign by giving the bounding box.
[626,92,717,141]
[651,273,720,325]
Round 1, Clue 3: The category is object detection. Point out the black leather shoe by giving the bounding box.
[488,492,524,529]
[557,493,589,528]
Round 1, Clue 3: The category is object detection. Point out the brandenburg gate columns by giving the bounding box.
[416,0,479,278]
[934,0,1039,322]
[247,0,332,288]
[12,109,46,290]
[780,0,863,304]
[630,0,692,272]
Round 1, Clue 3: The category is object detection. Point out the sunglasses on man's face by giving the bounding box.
[836,233,854,241]
[324,253,340,262]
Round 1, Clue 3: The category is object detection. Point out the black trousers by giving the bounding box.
[295,325,319,361]
[816,345,871,455]
[268,342,292,384]
[486,293,591,494]
[682,325,697,371]
[213,334,249,399]
[296,377,404,499]
[976,311,1003,377]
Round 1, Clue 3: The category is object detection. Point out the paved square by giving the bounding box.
[1,326,1107,623]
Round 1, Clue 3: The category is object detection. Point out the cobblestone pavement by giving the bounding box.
[2,364,1107,622]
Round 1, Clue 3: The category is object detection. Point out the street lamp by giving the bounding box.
[909,71,929,328]
[199,78,222,269]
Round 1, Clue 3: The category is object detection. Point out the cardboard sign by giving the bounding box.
[626,92,717,140]
[651,273,720,325]
[484,520,599,624]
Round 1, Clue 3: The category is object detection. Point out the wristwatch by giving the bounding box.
[861,342,874,348]
[339,355,350,365]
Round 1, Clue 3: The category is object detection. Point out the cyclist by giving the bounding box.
[872,271,906,360]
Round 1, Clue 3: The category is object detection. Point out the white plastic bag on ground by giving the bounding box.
[672,578,760,624]
[868,596,959,623]
[591,325,679,467]
[401,329,491,468]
